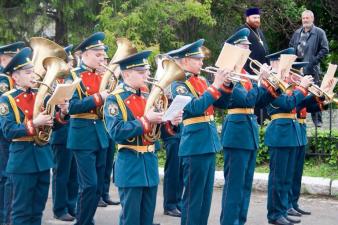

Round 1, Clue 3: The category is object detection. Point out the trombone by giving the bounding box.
[247,57,292,91]
[201,66,259,82]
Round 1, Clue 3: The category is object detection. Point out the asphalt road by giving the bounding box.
[42,185,338,225]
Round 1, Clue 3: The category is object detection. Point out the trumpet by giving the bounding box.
[248,57,292,91]
[201,66,259,82]
[289,70,338,104]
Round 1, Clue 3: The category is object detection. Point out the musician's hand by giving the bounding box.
[33,110,53,127]
[299,75,314,89]
[100,90,109,101]
[170,110,183,126]
[259,63,271,80]
[58,100,69,116]
[212,68,231,89]
[144,107,164,124]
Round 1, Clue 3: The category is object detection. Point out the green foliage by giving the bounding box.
[308,129,338,166]
[256,126,269,165]
[0,0,99,45]
[97,0,215,61]
[254,127,338,167]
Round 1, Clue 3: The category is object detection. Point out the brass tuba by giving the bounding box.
[32,56,70,145]
[30,37,67,80]
[97,38,137,118]
[30,37,69,145]
[143,58,185,142]
[99,38,137,93]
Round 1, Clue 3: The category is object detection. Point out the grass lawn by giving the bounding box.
[255,160,338,180]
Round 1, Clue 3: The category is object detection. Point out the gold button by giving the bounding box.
[16,99,20,102]
[25,110,29,113]
[24,94,27,98]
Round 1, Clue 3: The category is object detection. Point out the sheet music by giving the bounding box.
[162,95,191,121]
[47,77,81,106]
[216,43,245,70]
[321,63,337,92]
[278,54,297,79]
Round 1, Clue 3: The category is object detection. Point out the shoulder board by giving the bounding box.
[111,88,125,96]
[3,89,17,97]
[72,67,81,72]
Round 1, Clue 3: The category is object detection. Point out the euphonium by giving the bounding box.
[143,59,185,142]
[33,56,70,145]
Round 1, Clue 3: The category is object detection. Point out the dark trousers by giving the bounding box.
[288,145,306,209]
[52,144,78,217]
[102,141,116,201]
[311,112,322,125]
[118,186,157,225]
[267,147,297,221]
[311,72,322,125]
[163,138,183,211]
[0,137,9,224]
[254,108,269,126]
[0,176,8,224]
[10,170,50,225]
[2,176,13,224]
[181,153,215,225]
[220,148,257,225]
[73,148,107,225]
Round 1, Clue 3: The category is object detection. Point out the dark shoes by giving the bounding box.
[103,198,120,205]
[164,208,181,217]
[285,216,301,224]
[294,207,311,215]
[98,198,108,207]
[269,216,295,225]
[287,208,302,217]
[54,213,75,221]
[315,121,323,127]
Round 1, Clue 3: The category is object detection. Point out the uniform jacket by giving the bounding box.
[170,74,231,157]
[0,88,54,173]
[296,94,327,146]
[104,83,160,187]
[221,79,276,150]
[66,64,109,150]
[264,87,308,147]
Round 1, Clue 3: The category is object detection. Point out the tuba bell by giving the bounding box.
[97,38,137,118]
[143,58,185,142]
[32,56,70,145]
[30,37,67,80]
[30,37,69,145]
[99,38,137,93]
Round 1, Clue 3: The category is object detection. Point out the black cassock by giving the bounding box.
[237,23,270,125]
